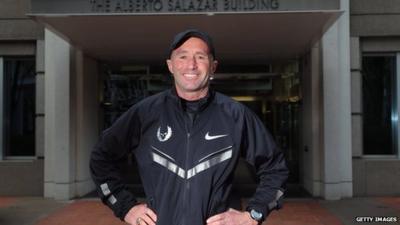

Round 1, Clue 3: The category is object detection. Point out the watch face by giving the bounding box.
[250,209,263,221]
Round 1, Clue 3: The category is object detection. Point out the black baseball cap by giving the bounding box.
[168,29,216,59]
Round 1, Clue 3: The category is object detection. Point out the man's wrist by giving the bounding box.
[244,211,261,225]
[245,208,265,225]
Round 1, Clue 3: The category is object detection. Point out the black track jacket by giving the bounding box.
[90,89,288,225]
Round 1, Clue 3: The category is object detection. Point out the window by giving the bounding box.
[1,57,36,158]
[362,54,398,155]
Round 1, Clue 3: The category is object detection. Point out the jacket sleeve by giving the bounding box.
[241,108,289,217]
[89,105,142,220]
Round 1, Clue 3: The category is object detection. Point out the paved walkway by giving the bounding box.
[0,197,399,225]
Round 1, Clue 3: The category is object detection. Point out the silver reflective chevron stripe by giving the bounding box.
[151,148,233,179]
[187,149,232,179]
[152,152,185,179]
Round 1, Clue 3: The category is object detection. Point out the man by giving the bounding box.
[90,29,288,225]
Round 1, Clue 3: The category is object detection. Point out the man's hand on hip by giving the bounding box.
[206,208,259,225]
[124,203,157,225]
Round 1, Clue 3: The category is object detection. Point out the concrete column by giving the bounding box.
[320,0,353,199]
[75,53,98,196]
[44,29,76,199]
[44,29,99,199]
[300,42,323,197]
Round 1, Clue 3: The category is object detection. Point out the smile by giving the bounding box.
[183,73,198,79]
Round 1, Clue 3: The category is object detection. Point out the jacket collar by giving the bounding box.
[168,87,215,112]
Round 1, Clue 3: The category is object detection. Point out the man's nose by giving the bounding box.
[187,56,198,69]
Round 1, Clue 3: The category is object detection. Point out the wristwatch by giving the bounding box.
[247,208,264,224]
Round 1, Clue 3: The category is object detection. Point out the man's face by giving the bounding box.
[167,37,218,100]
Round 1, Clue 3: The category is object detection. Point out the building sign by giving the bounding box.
[30,0,339,14]
[89,0,279,13]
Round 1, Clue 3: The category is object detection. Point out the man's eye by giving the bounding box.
[178,55,187,59]
[196,55,207,60]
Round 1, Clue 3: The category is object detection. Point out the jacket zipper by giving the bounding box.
[183,110,195,225]
[181,113,193,225]
[182,132,190,225]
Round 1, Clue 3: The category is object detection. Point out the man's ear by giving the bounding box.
[166,59,173,74]
[212,60,218,73]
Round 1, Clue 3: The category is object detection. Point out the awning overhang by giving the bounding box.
[29,11,342,65]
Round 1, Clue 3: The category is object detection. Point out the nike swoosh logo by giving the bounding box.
[205,132,228,140]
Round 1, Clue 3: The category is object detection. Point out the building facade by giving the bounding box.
[0,0,399,199]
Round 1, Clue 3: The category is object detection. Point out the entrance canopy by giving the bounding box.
[29,0,341,65]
